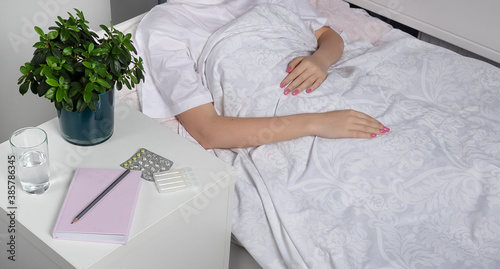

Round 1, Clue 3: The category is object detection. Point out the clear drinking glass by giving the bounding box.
[9,127,51,195]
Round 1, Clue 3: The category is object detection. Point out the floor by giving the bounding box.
[229,242,263,269]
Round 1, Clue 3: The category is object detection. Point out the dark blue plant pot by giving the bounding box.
[57,89,114,146]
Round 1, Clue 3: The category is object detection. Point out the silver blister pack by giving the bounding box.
[121,148,174,181]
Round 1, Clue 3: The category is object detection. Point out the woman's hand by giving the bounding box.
[280,26,344,96]
[280,54,329,95]
[310,110,389,139]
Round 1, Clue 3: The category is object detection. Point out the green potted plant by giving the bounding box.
[17,9,144,146]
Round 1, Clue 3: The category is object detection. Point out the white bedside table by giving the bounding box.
[0,102,236,269]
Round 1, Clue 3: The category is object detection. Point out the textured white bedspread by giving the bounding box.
[199,4,500,268]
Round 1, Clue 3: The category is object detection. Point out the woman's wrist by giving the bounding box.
[297,113,321,137]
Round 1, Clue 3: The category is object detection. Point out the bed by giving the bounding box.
[113,1,500,268]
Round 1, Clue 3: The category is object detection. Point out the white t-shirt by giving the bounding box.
[135,0,328,118]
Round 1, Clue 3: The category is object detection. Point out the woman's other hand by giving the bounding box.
[311,110,388,139]
[280,26,344,95]
[280,54,329,95]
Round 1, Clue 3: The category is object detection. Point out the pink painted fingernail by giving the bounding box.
[380,129,386,134]
[286,67,292,72]
[306,88,312,93]
[292,90,299,96]
[284,89,291,95]
[383,127,391,132]
[370,133,377,138]
[280,82,287,88]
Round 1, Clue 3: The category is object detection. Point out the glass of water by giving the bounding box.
[9,127,50,195]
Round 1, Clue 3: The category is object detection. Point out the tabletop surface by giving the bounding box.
[0,102,236,268]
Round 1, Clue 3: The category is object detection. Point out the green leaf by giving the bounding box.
[122,49,132,62]
[84,82,94,93]
[123,78,131,89]
[54,41,66,50]
[55,101,63,111]
[136,69,144,82]
[32,49,48,66]
[117,53,129,65]
[83,91,92,103]
[112,45,122,55]
[99,46,111,56]
[63,64,74,72]
[56,87,65,102]
[47,30,58,40]
[37,82,49,97]
[33,42,47,49]
[74,47,85,55]
[131,74,138,84]
[87,102,96,112]
[96,78,110,88]
[88,43,94,53]
[62,47,73,56]
[33,66,42,76]
[62,99,74,111]
[17,75,26,85]
[41,65,52,77]
[37,81,50,96]
[123,40,134,52]
[110,59,121,76]
[82,61,92,69]
[19,81,30,95]
[96,67,107,77]
[99,24,112,37]
[34,26,44,36]
[60,28,69,42]
[76,98,86,113]
[44,87,56,99]
[117,32,124,42]
[91,48,102,56]
[70,31,80,43]
[46,56,60,67]
[68,87,78,98]
[30,81,38,95]
[51,47,62,59]
[45,78,59,87]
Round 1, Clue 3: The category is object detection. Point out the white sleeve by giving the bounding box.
[135,8,213,118]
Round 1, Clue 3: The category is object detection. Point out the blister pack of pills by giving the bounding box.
[121,148,174,181]
[153,167,199,193]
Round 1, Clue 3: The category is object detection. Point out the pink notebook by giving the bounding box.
[53,168,142,244]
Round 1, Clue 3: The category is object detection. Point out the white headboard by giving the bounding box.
[345,0,500,64]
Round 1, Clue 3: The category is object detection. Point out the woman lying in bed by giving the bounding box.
[135,0,389,149]
[136,0,500,268]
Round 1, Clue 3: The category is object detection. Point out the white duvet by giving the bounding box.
[197,4,500,268]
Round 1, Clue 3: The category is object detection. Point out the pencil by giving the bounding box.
[71,169,131,224]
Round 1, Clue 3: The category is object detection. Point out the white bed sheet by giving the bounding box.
[196,4,500,268]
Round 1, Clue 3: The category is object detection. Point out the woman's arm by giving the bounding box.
[177,103,385,149]
[177,26,385,149]
[280,26,344,95]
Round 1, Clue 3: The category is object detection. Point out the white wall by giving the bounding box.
[0,0,112,142]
